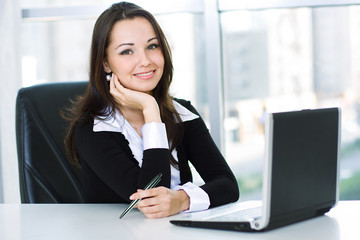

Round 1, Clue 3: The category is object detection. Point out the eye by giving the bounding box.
[148,44,159,50]
[120,49,133,55]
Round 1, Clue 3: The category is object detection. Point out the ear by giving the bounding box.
[103,61,111,73]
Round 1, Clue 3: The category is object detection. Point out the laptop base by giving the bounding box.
[170,205,332,232]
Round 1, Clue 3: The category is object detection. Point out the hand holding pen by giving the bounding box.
[119,173,162,219]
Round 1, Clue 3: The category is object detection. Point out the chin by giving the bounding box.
[130,87,156,94]
[137,84,158,93]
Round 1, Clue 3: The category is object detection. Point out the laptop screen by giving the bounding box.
[269,108,340,219]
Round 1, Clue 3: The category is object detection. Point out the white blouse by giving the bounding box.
[93,100,210,212]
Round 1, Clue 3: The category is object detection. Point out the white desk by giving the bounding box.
[0,201,358,240]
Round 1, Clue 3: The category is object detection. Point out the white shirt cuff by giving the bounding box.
[173,182,210,212]
[141,122,169,150]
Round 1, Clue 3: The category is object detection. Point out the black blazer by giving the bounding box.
[74,99,239,207]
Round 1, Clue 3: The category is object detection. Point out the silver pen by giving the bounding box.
[119,173,162,219]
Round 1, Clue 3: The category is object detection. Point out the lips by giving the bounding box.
[133,70,156,80]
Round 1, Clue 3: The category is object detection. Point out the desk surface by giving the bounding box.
[0,201,358,240]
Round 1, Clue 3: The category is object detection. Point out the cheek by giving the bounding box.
[151,51,165,69]
[155,56,165,71]
[159,57,165,69]
[111,59,135,76]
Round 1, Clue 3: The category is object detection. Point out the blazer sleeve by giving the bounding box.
[74,121,171,202]
[180,100,240,208]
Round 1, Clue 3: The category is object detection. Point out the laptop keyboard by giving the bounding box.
[207,206,262,221]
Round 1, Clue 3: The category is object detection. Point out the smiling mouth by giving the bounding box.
[134,70,155,77]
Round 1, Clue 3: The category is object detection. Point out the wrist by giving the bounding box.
[142,97,161,123]
[178,190,190,212]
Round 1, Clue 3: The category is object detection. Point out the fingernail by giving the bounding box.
[129,195,134,200]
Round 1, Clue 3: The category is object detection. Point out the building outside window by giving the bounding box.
[222,5,360,200]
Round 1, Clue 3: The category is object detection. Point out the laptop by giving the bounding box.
[170,107,341,231]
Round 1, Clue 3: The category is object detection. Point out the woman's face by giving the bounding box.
[104,17,164,94]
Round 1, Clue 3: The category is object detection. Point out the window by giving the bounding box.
[222,5,360,200]
[21,0,110,8]
[2,0,357,203]
[21,7,207,113]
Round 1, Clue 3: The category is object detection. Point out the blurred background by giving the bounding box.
[1,0,360,203]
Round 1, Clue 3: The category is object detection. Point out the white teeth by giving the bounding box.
[135,71,153,77]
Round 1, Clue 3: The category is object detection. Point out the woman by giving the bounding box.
[65,1,239,219]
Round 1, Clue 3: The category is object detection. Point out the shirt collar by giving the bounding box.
[93,100,199,133]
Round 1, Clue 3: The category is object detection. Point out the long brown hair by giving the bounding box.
[64,2,183,168]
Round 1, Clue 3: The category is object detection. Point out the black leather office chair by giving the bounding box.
[16,81,87,203]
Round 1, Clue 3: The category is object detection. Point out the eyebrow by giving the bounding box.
[116,42,133,49]
[115,37,158,49]
[147,37,158,43]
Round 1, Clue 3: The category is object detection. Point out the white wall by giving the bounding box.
[0,0,22,203]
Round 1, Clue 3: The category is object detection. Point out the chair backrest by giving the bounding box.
[16,81,87,203]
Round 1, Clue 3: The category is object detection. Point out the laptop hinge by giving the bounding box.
[250,218,262,230]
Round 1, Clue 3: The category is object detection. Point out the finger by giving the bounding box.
[137,199,162,213]
[129,189,144,201]
[135,189,171,210]
[130,191,152,201]
[136,196,159,208]
[110,75,129,105]
[147,186,167,194]
[138,205,168,219]
[130,186,169,202]
[145,212,165,219]
[109,73,117,93]
[112,74,125,91]
[138,204,160,214]
[131,187,162,200]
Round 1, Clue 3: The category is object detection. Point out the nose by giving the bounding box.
[137,50,151,67]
